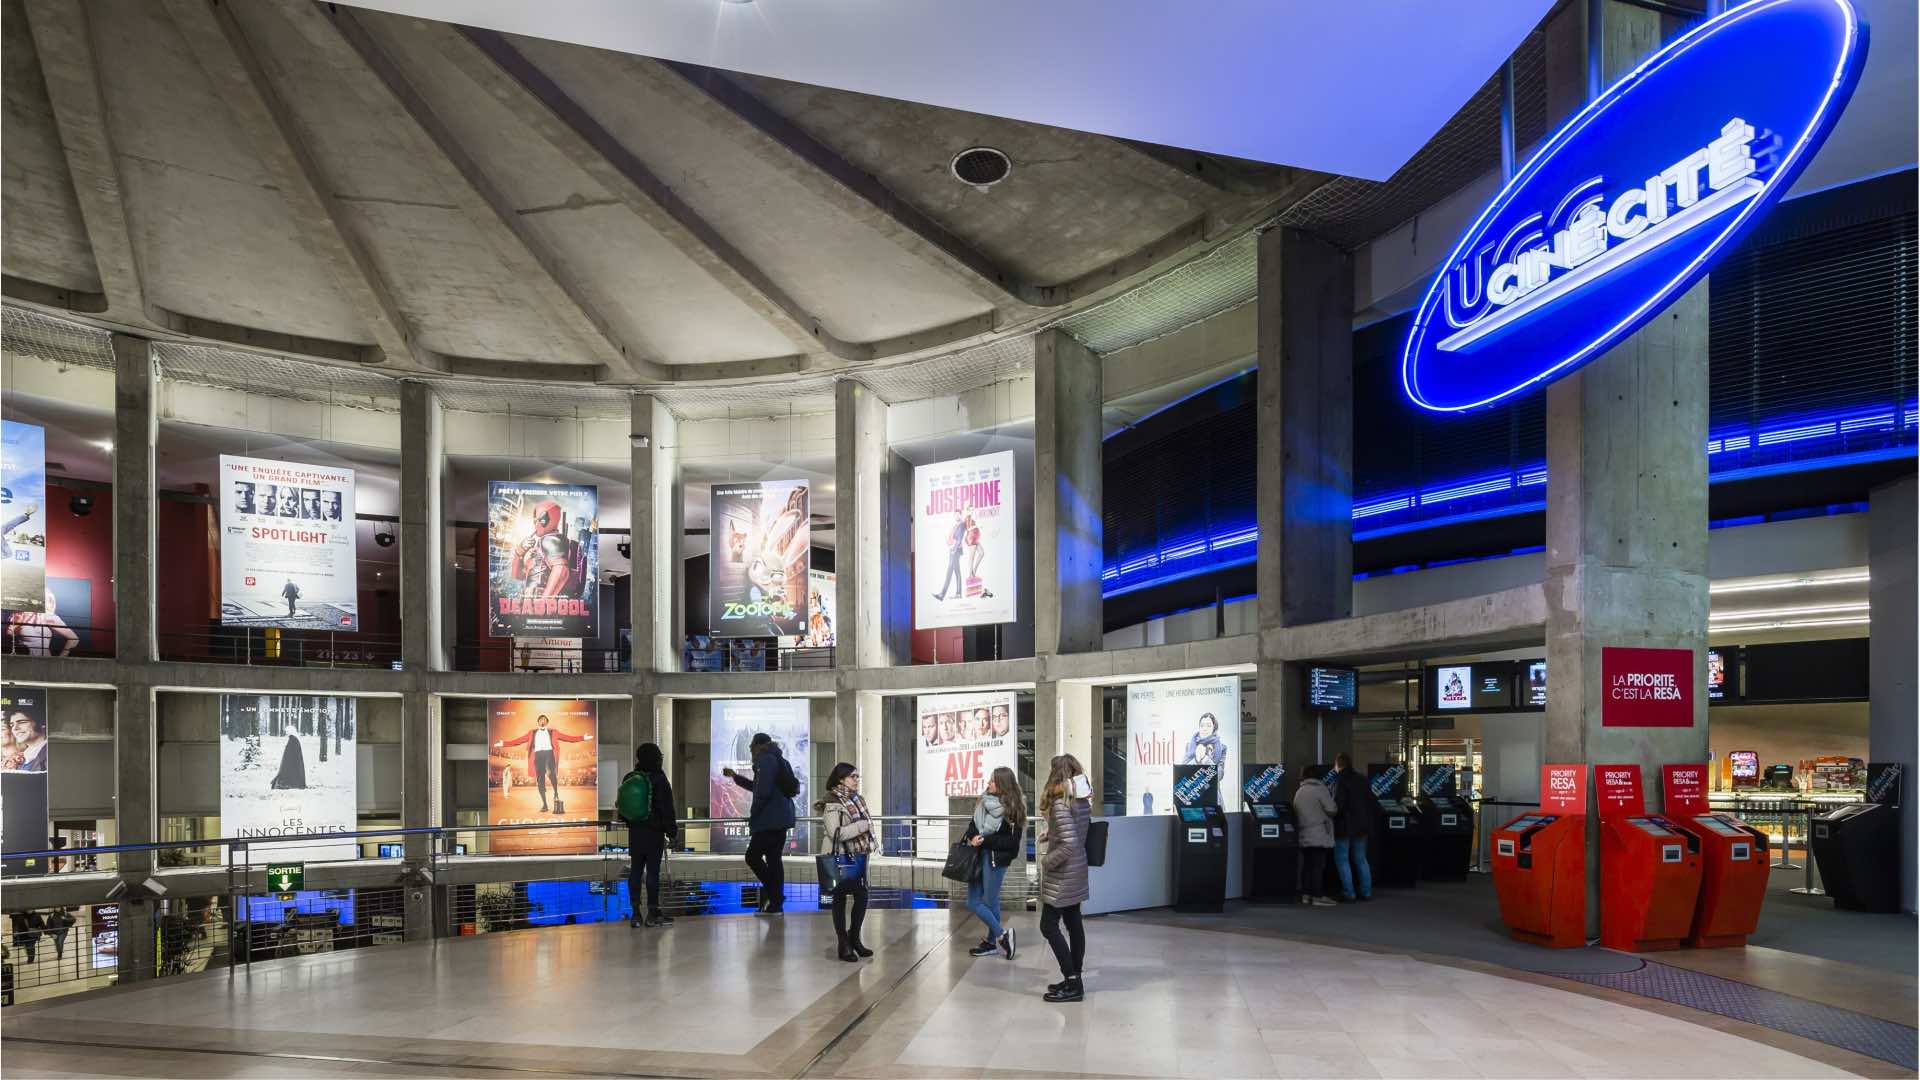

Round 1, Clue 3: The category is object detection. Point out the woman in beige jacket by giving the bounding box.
[1037,754,1093,1003]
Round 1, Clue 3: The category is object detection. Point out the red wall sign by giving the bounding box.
[1662,763,1710,817]
[1594,763,1645,819]
[1600,646,1694,727]
[1540,764,1587,814]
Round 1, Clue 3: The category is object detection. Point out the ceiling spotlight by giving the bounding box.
[68,494,94,517]
[951,146,1012,190]
[374,531,396,548]
[617,542,632,559]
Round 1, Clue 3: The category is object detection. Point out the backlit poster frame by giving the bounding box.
[487,481,599,638]
[1,420,47,613]
[486,699,599,854]
[1,684,50,875]
[709,481,810,638]
[218,455,359,630]
[913,451,1017,629]
[708,698,810,854]
[219,694,358,863]
[1126,675,1242,815]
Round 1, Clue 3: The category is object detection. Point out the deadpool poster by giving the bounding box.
[488,482,598,638]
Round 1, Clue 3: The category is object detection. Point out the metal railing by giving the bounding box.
[1,621,116,659]
[682,638,834,672]
[157,626,402,668]
[455,639,629,673]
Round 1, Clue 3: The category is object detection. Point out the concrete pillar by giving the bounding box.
[111,334,156,662]
[1868,475,1916,912]
[399,689,438,941]
[1033,330,1104,656]
[399,382,445,673]
[835,380,900,670]
[109,683,156,981]
[1033,681,1097,795]
[631,395,682,672]
[1252,226,1354,777]
[651,695,675,798]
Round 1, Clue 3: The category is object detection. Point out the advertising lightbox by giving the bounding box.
[913,451,1017,629]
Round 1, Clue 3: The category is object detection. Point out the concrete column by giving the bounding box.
[1033,330,1104,656]
[399,689,438,941]
[399,381,445,673]
[631,395,682,672]
[835,380,900,669]
[1252,226,1354,777]
[1032,681,1097,794]
[1868,475,1916,912]
[109,682,156,981]
[651,695,675,797]
[111,334,156,662]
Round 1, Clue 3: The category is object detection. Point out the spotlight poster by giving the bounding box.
[487,699,598,855]
[219,455,358,630]
[487,482,599,638]
[219,695,358,863]
[1,420,48,613]
[709,480,810,638]
[1,685,50,875]
[1126,675,1242,815]
[913,451,1016,629]
[708,698,809,854]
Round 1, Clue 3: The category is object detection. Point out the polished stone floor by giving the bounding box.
[0,908,1891,1078]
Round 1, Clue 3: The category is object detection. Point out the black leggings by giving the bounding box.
[745,830,788,906]
[1300,846,1329,898]
[1040,903,1084,978]
[830,876,869,940]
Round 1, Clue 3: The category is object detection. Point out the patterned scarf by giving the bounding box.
[836,790,875,855]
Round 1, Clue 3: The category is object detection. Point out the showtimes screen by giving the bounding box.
[1305,665,1357,712]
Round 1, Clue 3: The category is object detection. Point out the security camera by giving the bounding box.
[68,494,94,517]
[617,542,632,559]
[104,879,128,900]
[142,876,168,897]
[629,434,649,449]
[374,531,396,548]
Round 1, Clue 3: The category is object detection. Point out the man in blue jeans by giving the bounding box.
[1328,753,1373,901]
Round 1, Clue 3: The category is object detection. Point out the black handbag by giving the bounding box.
[1085,820,1110,868]
[816,853,846,891]
[941,840,981,883]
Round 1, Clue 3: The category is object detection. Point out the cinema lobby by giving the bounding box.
[1,0,1915,1077]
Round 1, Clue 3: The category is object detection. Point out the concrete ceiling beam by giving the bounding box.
[311,4,654,382]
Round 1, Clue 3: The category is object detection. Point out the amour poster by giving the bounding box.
[709,481,810,638]
[708,698,809,854]
[219,695,358,863]
[487,699,598,854]
[1127,675,1242,814]
[913,451,1016,629]
[1,685,50,874]
[219,455,358,630]
[487,482,599,638]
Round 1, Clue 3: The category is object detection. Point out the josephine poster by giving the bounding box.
[487,699,598,854]
[913,451,1016,629]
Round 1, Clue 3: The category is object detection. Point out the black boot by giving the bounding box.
[1044,976,1084,1003]
[836,932,859,963]
[849,934,873,958]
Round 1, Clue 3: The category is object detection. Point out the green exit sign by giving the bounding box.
[266,863,304,894]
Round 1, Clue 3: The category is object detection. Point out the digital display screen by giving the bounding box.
[1178,806,1207,822]
[1473,664,1513,709]
[377,843,402,858]
[1252,804,1279,819]
[1729,750,1759,779]
[1526,660,1547,707]
[1305,665,1358,712]
[1433,665,1472,710]
[1707,647,1729,701]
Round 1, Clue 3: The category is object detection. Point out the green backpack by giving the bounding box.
[616,769,654,826]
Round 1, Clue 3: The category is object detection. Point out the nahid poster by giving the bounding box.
[1126,675,1241,814]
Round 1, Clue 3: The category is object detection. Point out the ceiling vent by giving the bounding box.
[950,146,1012,190]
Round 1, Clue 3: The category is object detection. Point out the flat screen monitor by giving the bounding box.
[1178,806,1207,823]
[1729,750,1759,780]
[1252,804,1279,819]
[377,843,402,858]
[1707,647,1730,701]
[1305,665,1358,712]
[1525,660,1547,707]
[1472,663,1514,710]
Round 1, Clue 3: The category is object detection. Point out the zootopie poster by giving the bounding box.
[487,482,598,638]
[709,481,810,638]
[1,420,47,613]
[219,455,358,630]
[1,684,50,874]
[1127,675,1242,815]
[709,698,809,854]
[220,695,357,863]
[913,450,1016,629]
[487,699,598,854]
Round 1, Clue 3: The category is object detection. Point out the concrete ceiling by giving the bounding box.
[1,0,1354,391]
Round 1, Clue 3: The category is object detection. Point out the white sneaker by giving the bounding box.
[1310,896,1337,907]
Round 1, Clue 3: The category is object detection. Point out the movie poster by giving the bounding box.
[708,698,809,854]
[913,451,1016,629]
[709,481,809,638]
[488,482,598,638]
[487,699,598,854]
[796,569,836,648]
[1126,675,1242,815]
[219,455,357,630]
[1,420,48,613]
[915,691,1017,856]
[219,695,358,863]
[1,685,50,874]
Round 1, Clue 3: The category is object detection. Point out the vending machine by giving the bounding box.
[1596,764,1702,952]
[1366,762,1423,889]
[1241,763,1299,903]
[1416,764,1475,881]
[1662,764,1769,948]
[1810,762,1905,914]
[1172,765,1228,913]
[1491,764,1588,948]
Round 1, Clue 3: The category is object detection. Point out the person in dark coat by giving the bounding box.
[722,733,798,913]
[1328,753,1373,901]
[622,743,677,928]
[270,725,307,790]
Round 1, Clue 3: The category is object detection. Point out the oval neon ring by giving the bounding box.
[1400,0,1869,413]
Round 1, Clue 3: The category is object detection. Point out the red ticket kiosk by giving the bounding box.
[1597,764,1702,952]
[1663,764,1769,948]
[1491,764,1587,948]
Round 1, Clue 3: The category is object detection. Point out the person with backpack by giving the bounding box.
[961,766,1024,960]
[722,733,799,913]
[1037,754,1093,1003]
[816,762,875,962]
[617,743,677,927]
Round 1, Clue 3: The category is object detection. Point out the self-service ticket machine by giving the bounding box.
[1366,763,1422,889]
[1491,763,1587,948]
[1416,764,1475,882]
[1597,764,1702,952]
[1242,764,1300,903]
[1662,764,1769,948]
[1173,765,1228,913]
[1810,762,1905,914]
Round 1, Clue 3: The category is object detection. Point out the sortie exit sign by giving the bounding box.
[266,863,304,895]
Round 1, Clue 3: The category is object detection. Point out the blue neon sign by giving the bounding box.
[1401,0,1869,412]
